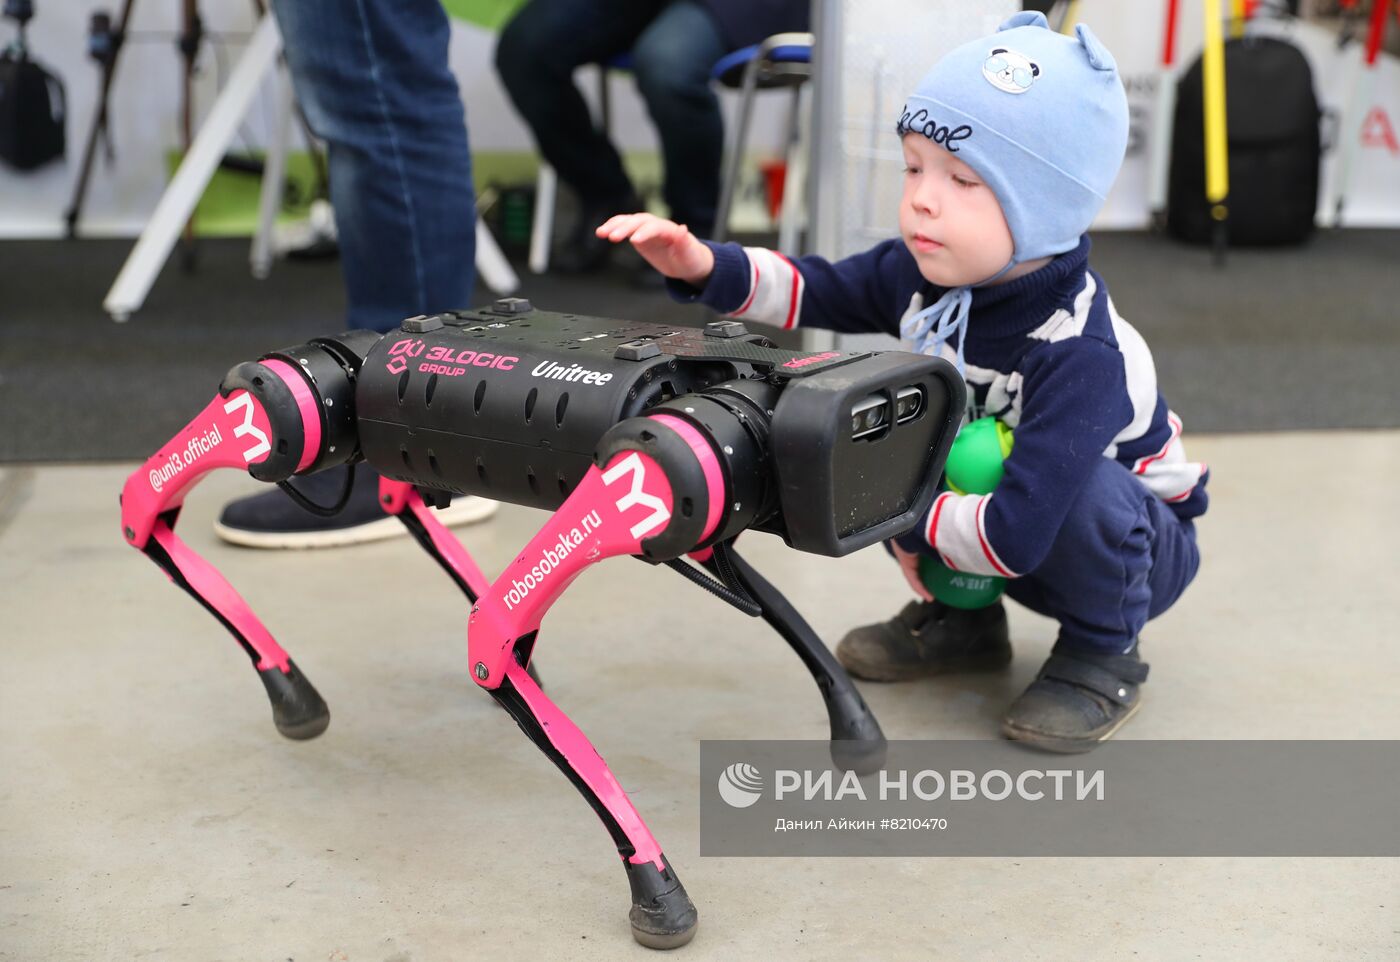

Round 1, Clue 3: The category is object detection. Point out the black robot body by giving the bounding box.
[302,301,963,556]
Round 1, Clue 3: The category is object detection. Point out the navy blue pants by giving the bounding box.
[272,0,476,333]
[495,0,729,234]
[920,459,1201,655]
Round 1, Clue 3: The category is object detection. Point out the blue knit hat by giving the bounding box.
[897,10,1129,268]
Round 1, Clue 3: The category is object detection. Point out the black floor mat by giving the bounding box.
[1,229,1397,463]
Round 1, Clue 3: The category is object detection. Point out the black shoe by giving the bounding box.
[1001,642,1149,754]
[629,260,669,290]
[835,599,1011,682]
[554,194,643,274]
[214,462,497,550]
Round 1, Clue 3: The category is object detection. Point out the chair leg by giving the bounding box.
[777,84,806,254]
[475,220,520,295]
[528,163,557,274]
[596,62,612,135]
[715,57,762,243]
[250,57,294,280]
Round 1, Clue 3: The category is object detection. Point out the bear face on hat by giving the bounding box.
[982,48,1040,95]
[897,10,1129,270]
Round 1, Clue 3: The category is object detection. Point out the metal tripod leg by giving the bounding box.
[104,13,283,321]
[64,0,137,238]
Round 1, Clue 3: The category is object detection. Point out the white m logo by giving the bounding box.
[601,451,670,539]
[224,392,271,463]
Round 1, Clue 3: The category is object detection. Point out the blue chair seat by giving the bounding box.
[711,43,811,89]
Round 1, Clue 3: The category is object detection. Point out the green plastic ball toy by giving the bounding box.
[918,416,1014,609]
[943,415,1014,495]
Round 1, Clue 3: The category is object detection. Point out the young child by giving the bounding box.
[596,11,1207,753]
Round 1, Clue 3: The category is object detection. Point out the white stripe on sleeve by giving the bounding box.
[929,491,1019,578]
[729,247,805,329]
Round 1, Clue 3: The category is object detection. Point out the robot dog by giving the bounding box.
[120,299,964,947]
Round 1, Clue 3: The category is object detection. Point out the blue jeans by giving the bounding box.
[999,459,1201,654]
[271,0,476,333]
[495,0,728,233]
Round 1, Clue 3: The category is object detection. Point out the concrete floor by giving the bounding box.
[1,431,1397,961]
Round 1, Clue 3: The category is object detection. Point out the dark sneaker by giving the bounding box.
[214,462,497,550]
[629,261,669,290]
[554,194,644,274]
[835,599,1012,682]
[1001,642,1149,754]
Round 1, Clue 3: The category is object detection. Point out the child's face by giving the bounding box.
[898,133,1015,287]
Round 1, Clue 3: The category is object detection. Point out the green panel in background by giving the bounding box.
[440,0,528,30]
[171,150,666,238]
[165,151,322,238]
[475,151,665,198]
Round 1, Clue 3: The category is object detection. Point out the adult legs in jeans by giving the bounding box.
[495,0,726,269]
[271,0,475,332]
[216,0,493,548]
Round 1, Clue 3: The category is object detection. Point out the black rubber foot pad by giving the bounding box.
[631,919,699,950]
[625,856,698,950]
[258,660,330,740]
[826,684,887,774]
[829,735,888,775]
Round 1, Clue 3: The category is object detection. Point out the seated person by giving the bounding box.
[495,0,808,272]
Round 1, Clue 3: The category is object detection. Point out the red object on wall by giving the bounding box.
[759,159,787,221]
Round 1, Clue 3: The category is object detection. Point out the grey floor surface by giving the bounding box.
[2,429,1398,960]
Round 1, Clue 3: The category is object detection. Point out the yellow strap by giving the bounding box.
[1202,0,1230,208]
[1229,0,1248,39]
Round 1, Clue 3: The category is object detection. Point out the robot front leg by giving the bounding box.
[465,419,730,948]
[703,543,887,773]
[491,659,698,948]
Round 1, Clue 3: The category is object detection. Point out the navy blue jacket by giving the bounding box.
[672,236,1209,578]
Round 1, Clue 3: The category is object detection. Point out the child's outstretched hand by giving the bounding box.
[595,213,715,287]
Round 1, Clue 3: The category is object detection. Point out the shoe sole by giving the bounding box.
[836,647,1013,683]
[1000,696,1143,754]
[214,498,499,550]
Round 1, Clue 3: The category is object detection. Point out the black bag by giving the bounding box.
[0,44,66,171]
[1167,35,1319,246]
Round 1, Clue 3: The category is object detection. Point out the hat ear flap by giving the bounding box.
[1075,23,1118,73]
[998,10,1049,32]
